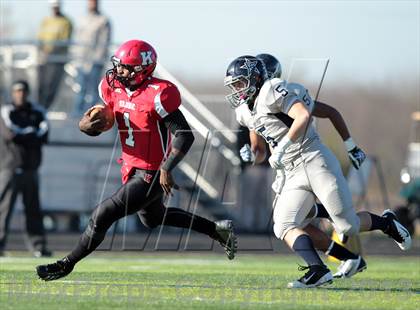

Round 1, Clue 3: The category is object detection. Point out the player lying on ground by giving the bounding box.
[36,40,237,281]
[224,55,411,289]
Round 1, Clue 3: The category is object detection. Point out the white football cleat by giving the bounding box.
[382,209,412,251]
[333,255,367,278]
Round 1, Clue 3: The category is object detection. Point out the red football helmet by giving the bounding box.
[106,39,157,88]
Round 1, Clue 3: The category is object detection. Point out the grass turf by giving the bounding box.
[0,253,419,309]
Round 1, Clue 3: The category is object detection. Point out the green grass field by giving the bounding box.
[1,253,419,309]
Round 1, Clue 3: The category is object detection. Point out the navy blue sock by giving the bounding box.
[315,204,330,219]
[369,213,389,232]
[292,234,324,266]
[325,241,358,260]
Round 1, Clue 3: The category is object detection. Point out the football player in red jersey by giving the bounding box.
[36,40,237,281]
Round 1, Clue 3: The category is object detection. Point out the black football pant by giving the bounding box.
[0,169,46,251]
[67,169,216,264]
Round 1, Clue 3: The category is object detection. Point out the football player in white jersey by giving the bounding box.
[255,53,367,279]
[233,54,368,282]
[224,55,412,288]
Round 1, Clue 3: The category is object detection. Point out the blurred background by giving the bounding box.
[0,0,418,254]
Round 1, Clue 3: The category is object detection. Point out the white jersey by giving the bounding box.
[235,78,319,165]
[235,79,359,240]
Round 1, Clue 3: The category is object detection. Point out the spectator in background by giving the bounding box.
[0,81,51,257]
[73,0,111,115]
[37,0,72,109]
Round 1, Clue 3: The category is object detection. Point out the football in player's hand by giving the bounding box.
[87,104,115,132]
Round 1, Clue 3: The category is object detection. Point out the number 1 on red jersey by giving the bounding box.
[123,112,135,147]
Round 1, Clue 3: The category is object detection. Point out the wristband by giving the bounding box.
[344,137,356,151]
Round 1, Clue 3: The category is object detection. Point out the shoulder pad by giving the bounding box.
[255,78,285,113]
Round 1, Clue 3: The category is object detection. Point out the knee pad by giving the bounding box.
[84,218,106,241]
[273,222,297,240]
[88,198,124,234]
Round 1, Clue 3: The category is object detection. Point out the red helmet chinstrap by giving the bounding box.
[108,39,157,86]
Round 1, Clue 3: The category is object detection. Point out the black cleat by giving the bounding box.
[382,209,412,251]
[36,257,74,281]
[287,265,333,289]
[213,220,237,260]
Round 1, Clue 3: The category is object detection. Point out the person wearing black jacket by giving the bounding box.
[0,80,51,257]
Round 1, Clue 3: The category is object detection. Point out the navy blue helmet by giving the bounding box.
[256,53,282,79]
[224,55,267,108]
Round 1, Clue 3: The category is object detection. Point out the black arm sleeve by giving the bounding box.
[161,109,195,171]
[163,109,195,154]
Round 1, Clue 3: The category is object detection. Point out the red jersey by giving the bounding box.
[98,76,181,180]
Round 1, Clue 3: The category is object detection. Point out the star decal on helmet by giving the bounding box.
[240,58,260,75]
